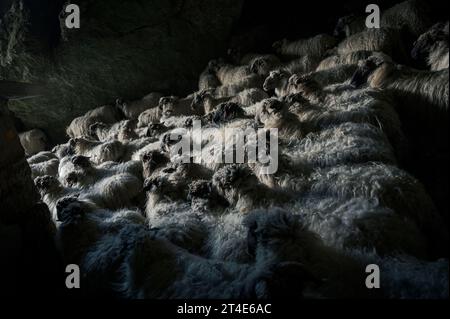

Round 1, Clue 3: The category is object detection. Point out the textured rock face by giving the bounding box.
[0,98,60,296]
[2,0,243,143]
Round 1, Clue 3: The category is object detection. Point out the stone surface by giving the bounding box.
[1,0,243,143]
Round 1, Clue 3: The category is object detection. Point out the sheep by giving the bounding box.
[136,106,162,128]
[316,51,392,71]
[243,208,373,298]
[211,164,293,213]
[411,21,449,71]
[308,162,448,256]
[284,122,397,168]
[243,208,447,298]
[350,60,449,116]
[289,64,358,95]
[191,88,268,115]
[69,137,125,165]
[335,28,408,63]
[333,1,432,40]
[58,155,142,188]
[212,74,264,98]
[51,142,73,159]
[255,98,304,139]
[35,172,142,221]
[263,69,294,97]
[66,105,123,138]
[18,129,48,156]
[381,0,432,38]
[141,150,170,179]
[295,196,429,258]
[30,158,59,179]
[115,225,315,299]
[27,151,57,165]
[54,196,146,296]
[273,34,337,59]
[116,92,162,120]
[158,95,202,118]
[333,14,366,38]
[88,120,138,142]
[282,55,321,74]
[198,59,222,91]
[248,55,282,77]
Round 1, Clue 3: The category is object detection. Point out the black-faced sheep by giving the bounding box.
[19,129,48,156]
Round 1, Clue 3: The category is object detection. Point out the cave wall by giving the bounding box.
[1,0,243,143]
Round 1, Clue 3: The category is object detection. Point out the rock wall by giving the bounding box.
[1,0,243,143]
[0,99,61,296]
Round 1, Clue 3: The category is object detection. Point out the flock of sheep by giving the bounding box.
[19,0,448,298]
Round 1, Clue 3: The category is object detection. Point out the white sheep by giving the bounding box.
[212,164,294,213]
[66,105,123,138]
[35,172,142,221]
[191,88,268,115]
[255,98,304,139]
[30,158,59,179]
[262,69,295,97]
[19,129,48,156]
[136,106,162,128]
[335,28,408,63]
[27,151,57,165]
[316,51,392,71]
[89,120,138,142]
[273,34,337,59]
[69,137,125,164]
[116,92,162,120]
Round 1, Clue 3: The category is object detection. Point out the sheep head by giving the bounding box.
[212,102,245,124]
[71,155,92,169]
[34,175,62,195]
[256,98,286,127]
[250,57,279,77]
[158,96,179,116]
[88,122,108,138]
[288,74,321,97]
[142,150,170,175]
[191,90,214,114]
[263,70,290,92]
